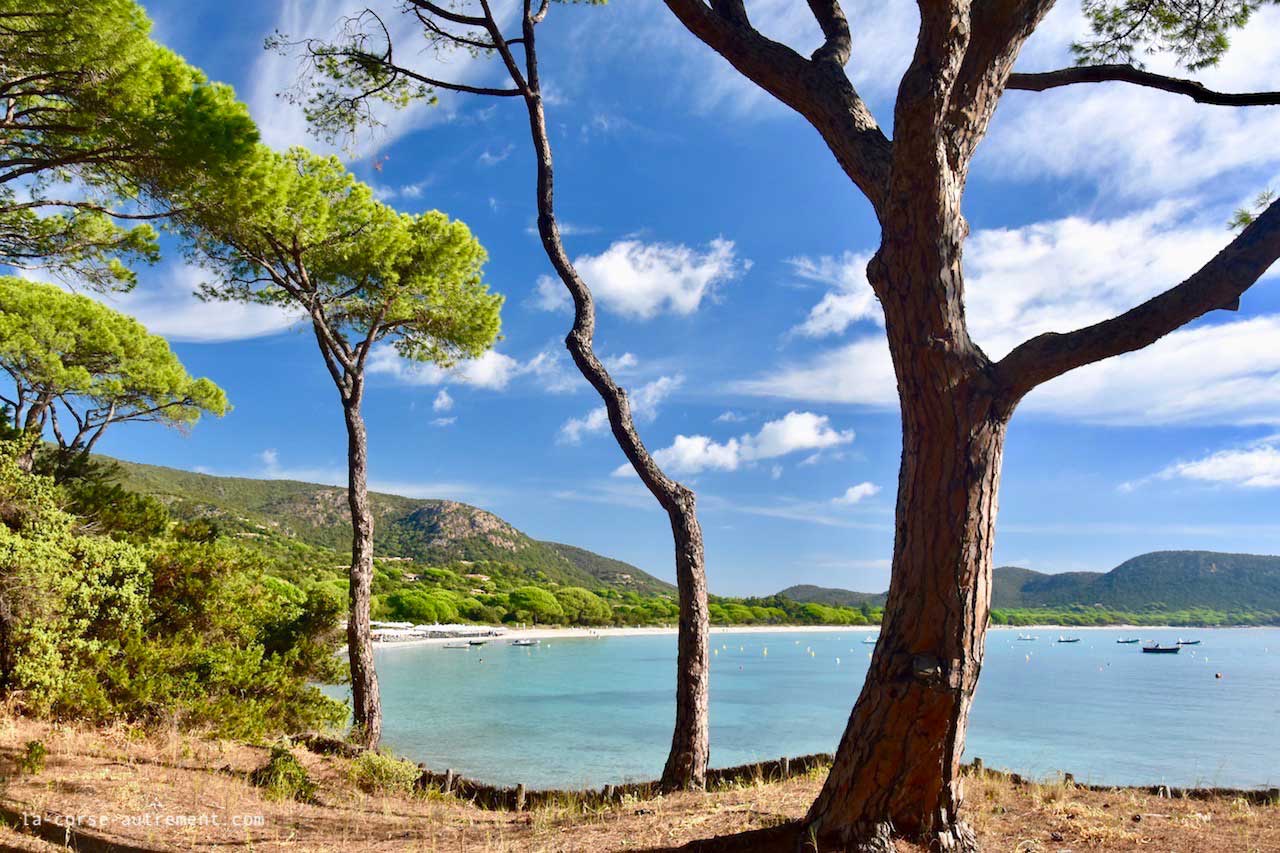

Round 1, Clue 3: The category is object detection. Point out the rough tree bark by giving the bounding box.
[503,7,712,789]
[341,376,382,749]
[661,0,1280,847]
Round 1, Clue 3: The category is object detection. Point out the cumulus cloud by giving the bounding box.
[573,238,748,319]
[833,482,881,505]
[559,407,609,446]
[432,389,453,413]
[558,375,683,444]
[604,352,638,373]
[632,411,854,475]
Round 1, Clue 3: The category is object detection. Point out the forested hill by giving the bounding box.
[990,551,1280,611]
[772,585,888,609]
[779,551,1280,614]
[114,458,674,596]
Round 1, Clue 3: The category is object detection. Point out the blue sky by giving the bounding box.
[38,1,1280,595]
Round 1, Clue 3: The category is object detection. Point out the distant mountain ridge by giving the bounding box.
[115,458,675,596]
[779,551,1280,613]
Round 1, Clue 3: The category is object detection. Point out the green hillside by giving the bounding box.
[774,584,887,609]
[114,458,672,595]
[778,551,1280,620]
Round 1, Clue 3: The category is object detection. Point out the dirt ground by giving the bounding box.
[1,717,1275,852]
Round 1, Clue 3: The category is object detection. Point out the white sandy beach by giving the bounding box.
[372,623,883,648]
[367,622,1242,649]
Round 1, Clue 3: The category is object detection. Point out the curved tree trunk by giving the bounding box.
[342,382,381,749]
[507,11,711,791]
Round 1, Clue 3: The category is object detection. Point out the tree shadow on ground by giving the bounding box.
[636,821,806,853]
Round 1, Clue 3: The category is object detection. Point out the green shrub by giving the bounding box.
[347,751,421,795]
[17,740,47,775]
[0,443,347,738]
[250,746,316,802]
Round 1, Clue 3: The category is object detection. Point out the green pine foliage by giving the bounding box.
[0,439,346,737]
[0,0,257,288]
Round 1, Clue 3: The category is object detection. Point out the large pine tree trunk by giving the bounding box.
[805,319,1009,850]
[343,386,381,749]
[660,490,711,790]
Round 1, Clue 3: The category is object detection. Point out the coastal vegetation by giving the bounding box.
[0,439,345,737]
[0,0,1278,850]
[92,456,1280,630]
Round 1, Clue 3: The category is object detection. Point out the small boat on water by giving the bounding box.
[1016,634,1038,641]
[1116,638,1141,644]
[1177,639,1201,645]
[468,639,488,646]
[1057,637,1081,643]
[862,636,879,645]
[443,642,470,649]
[511,639,539,647]
[1143,644,1180,654]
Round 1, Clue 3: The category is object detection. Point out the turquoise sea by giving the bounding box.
[361,627,1280,790]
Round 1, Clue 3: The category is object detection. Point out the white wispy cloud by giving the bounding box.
[249,0,514,157]
[984,6,1280,198]
[368,344,578,393]
[432,389,454,412]
[787,252,881,337]
[572,238,748,319]
[92,260,301,342]
[735,204,1280,424]
[254,448,481,499]
[478,144,515,166]
[1143,435,1280,489]
[372,178,433,200]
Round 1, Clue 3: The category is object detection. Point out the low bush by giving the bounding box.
[347,751,421,795]
[250,746,316,802]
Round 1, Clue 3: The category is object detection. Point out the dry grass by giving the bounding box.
[1,717,1275,852]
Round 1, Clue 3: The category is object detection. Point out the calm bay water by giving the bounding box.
[361,627,1280,790]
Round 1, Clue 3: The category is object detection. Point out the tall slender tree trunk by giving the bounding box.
[342,381,381,749]
[509,16,712,791]
[804,247,1009,850]
[660,490,711,788]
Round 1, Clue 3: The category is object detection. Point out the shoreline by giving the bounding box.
[373,623,878,648]
[370,622,1259,649]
